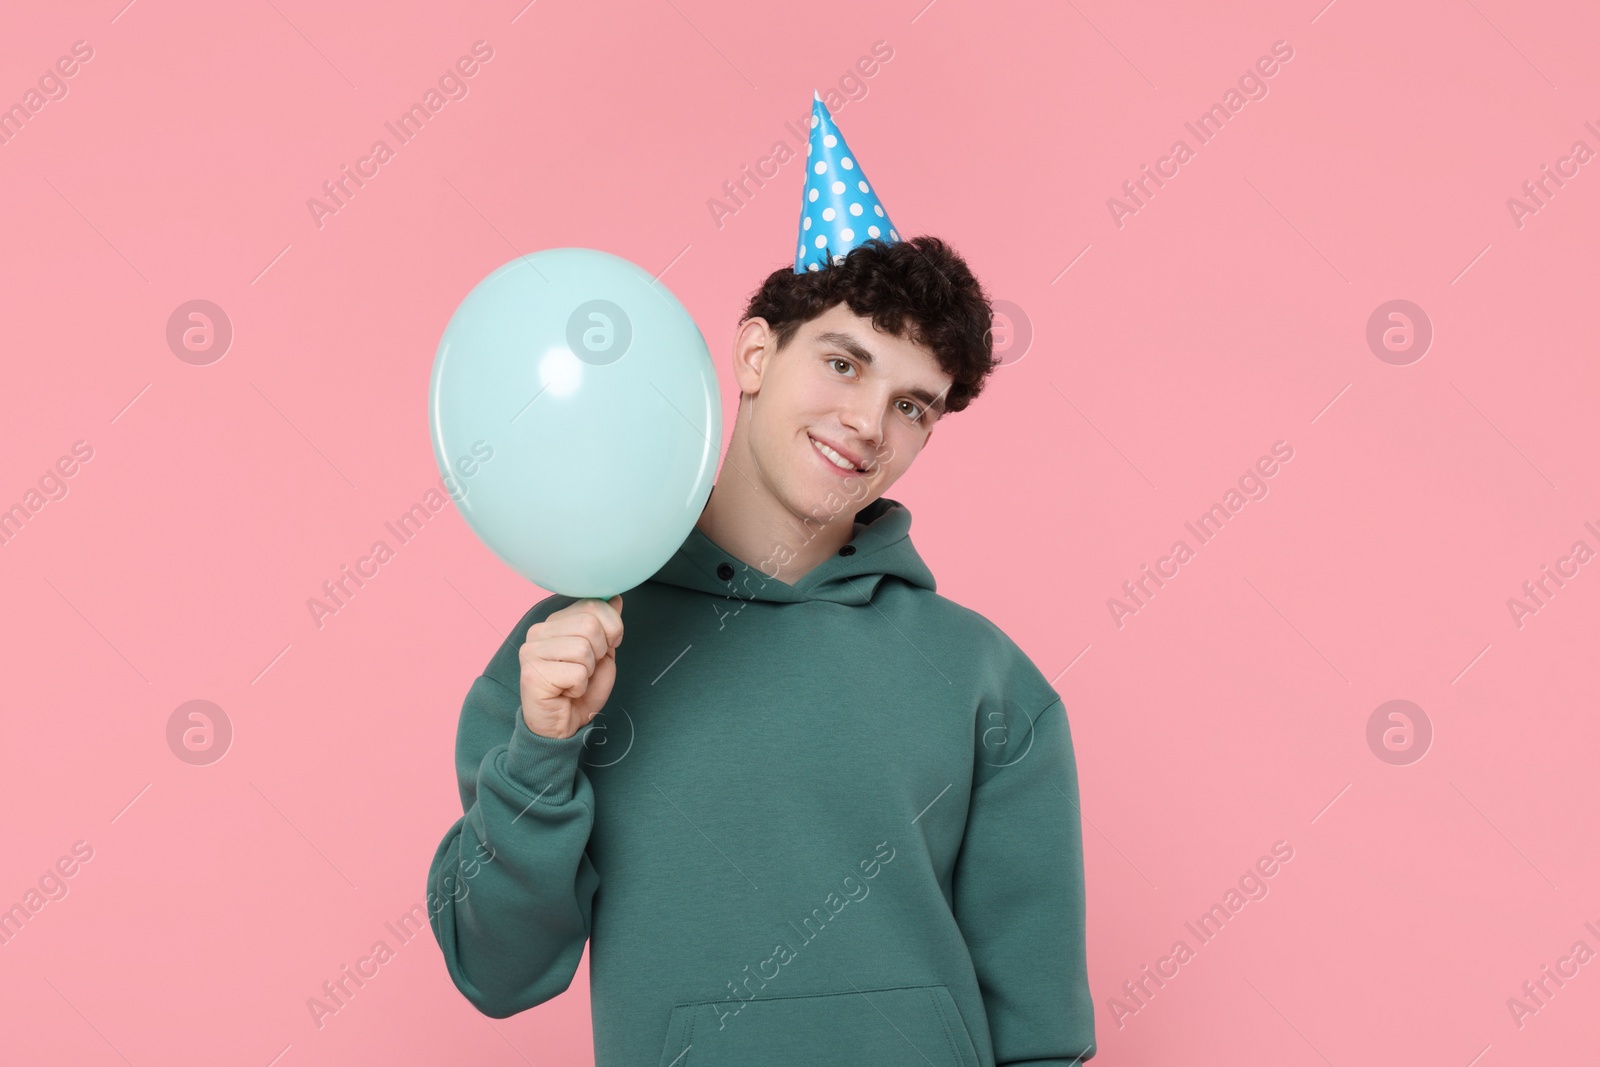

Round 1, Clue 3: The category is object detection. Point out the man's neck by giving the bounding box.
[695,455,859,586]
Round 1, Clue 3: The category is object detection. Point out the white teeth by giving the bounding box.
[812,437,857,471]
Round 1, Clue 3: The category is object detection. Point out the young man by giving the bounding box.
[427,96,1095,1066]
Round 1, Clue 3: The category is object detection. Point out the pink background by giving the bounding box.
[2,0,1597,1063]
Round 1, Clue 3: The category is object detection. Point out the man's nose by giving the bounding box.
[839,398,885,446]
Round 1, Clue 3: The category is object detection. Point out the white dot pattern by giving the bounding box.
[793,93,900,273]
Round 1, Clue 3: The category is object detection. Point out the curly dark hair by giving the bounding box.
[738,235,997,416]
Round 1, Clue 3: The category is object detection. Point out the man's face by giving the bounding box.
[731,301,952,523]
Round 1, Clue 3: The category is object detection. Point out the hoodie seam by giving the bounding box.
[669,981,952,1011]
[1030,695,1064,727]
[972,697,1064,793]
[928,988,965,1067]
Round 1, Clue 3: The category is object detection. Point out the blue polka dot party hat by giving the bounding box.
[795,90,900,273]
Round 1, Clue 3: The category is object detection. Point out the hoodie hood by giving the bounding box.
[648,495,936,606]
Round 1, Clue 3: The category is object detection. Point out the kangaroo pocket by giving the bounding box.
[656,983,980,1067]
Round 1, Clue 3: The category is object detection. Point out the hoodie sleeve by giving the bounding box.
[952,696,1096,1065]
[426,600,601,1018]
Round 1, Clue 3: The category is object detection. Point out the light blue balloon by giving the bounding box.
[429,248,722,599]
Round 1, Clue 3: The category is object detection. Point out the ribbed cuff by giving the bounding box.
[502,711,589,804]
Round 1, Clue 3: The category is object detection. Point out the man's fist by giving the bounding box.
[518,595,624,740]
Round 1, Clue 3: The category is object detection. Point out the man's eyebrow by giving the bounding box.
[815,330,877,366]
[814,330,948,415]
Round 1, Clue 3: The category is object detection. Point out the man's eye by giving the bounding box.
[899,400,925,420]
[829,357,855,375]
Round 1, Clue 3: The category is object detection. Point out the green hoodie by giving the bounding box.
[427,495,1095,1066]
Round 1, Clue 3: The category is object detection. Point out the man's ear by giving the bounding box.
[732,317,774,395]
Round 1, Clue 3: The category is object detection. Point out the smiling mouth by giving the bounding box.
[809,434,869,474]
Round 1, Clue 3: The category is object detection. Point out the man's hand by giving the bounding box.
[518,595,624,740]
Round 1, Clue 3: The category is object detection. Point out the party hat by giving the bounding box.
[795,91,899,272]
